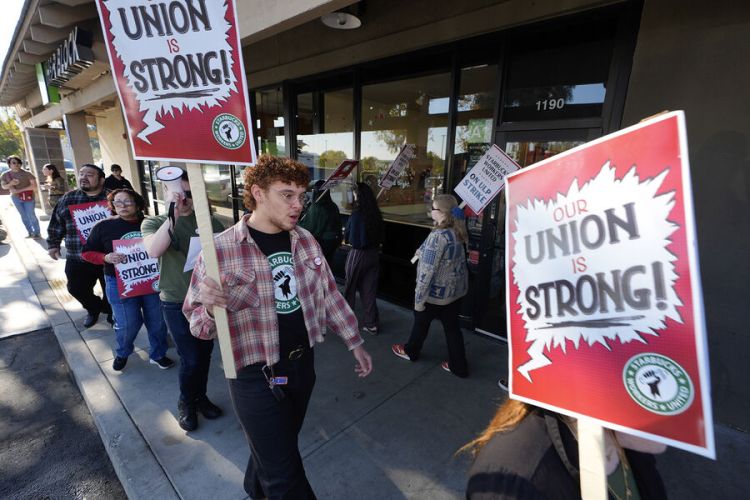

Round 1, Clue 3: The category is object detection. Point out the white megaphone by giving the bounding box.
[156,165,185,196]
[156,166,186,225]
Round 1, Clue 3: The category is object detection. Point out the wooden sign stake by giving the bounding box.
[186,163,237,379]
[578,417,608,500]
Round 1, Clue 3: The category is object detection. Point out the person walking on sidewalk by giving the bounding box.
[1,155,41,238]
[103,164,133,191]
[40,163,66,209]
[392,194,469,377]
[82,189,173,372]
[184,155,373,500]
[142,168,225,432]
[343,182,384,335]
[47,164,112,328]
[298,179,342,267]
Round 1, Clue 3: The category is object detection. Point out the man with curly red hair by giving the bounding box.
[184,155,372,499]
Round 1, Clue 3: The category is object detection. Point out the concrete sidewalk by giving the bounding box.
[0,195,746,500]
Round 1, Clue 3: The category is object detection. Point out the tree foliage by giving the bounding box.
[0,111,24,159]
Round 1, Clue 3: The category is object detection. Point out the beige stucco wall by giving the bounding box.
[622,0,750,430]
[95,107,139,189]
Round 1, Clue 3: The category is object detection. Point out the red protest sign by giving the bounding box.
[113,238,160,298]
[69,201,110,244]
[506,111,714,458]
[319,160,358,191]
[95,0,257,165]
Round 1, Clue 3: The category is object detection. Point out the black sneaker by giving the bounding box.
[178,399,198,431]
[497,378,508,392]
[196,396,223,419]
[149,356,175,370]
[106,314,114,326]
[112,356,127,371]
[83,312,99,328]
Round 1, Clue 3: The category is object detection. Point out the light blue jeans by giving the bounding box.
[11,195,40,236]
[104,274,168,360]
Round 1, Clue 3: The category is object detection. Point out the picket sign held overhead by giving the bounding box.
[186,163,236,379]
[454,144,520,214]
[318,160,358,193]
[505,111,713,468]
[377,144,416,198]
[95,0,257,165]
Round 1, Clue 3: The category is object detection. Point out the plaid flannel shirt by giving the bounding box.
[46,189,110,262]
[183,216,363,370]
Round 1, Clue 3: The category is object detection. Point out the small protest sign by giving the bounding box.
[113,238,160,298]
[378,144,416,190]
[506,111,714,458]
[318,160,358,191]
[455,144,520,214]
[69,201,111,244]
[95,0,257,165]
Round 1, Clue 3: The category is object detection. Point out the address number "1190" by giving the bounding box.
[536,98,565,111]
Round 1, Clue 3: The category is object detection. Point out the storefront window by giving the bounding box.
[451,64,498,192]
[255,87,286,157]
[504,140,584,167]
[502,36,612,122]
[296,88,354,211]
[361,72,451,226]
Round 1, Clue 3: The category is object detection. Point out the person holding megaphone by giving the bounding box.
[142,166,225,432]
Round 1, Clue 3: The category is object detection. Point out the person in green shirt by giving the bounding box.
[142,168,225,432]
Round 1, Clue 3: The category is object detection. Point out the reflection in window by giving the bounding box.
[452,65,498,187]
[361,73,450,226]
[502,35,613,122]
[505,141,584,168]
[255,87,286,156]
[297,89,354,211]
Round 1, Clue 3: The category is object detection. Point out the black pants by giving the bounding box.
[65,258,111,316]
[404,300,468,377]
[343,247,380,329]
[228,348,317,500]
[161,301,214,403]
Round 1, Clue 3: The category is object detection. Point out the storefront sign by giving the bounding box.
[113,237,160,298]
[378,144,416,189]
[95,0,257,165]
[45,27,95,88]
[319,160,358,191]
[69,201,111,244]
[455,144,519,214]
[505,111,714,458]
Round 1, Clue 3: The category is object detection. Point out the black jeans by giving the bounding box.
[228,347,317,500]
[404,300,468,377]
[65,258,111,316]
[161,301,214,403]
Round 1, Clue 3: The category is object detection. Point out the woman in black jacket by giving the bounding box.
[464,399,668,499]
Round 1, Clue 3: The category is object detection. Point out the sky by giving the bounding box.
[0,0,25,81]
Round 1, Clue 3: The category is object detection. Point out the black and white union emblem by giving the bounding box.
[212,113,246,150]
[623,353,694,415]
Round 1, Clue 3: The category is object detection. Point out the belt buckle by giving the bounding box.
[288,347,304,361]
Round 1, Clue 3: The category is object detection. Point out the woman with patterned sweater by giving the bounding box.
[392,194,469,377]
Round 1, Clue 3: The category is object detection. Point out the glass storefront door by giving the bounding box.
[470,129,596,339]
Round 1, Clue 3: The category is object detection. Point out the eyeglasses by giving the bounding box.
[113,200,135,207]
[272,189,306,206]
[431,207,440,211]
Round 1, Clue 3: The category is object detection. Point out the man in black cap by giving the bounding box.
[47,164,113,328]
[103,164,133,191]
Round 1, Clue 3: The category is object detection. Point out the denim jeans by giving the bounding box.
[104,274,168,360]
[11,195,40,236]
[161,300,214,403]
